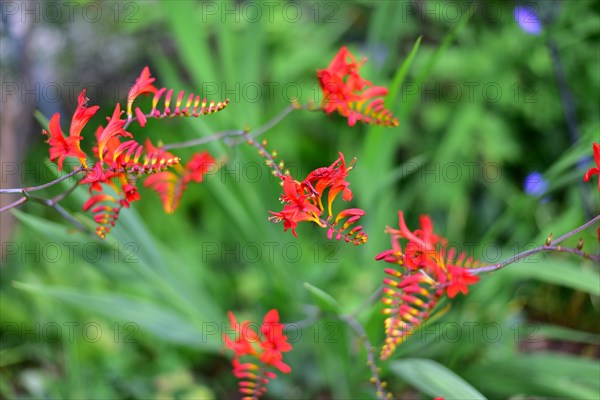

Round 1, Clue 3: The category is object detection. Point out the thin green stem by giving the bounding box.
[242,131,285,178]
[53,179,82,203]
[351,285,383,318]
[162,104,300,151]
[162,130,243,151]
[339,314,390,400]
[24,191,91,234]
[1,168,86,214]
[552,214,599,244]
[469,214,600,274]
[0,197,27,213]
[286,309,391,400]
[226,103,309,145]
[0,167,84,194]
[248,104,297,139]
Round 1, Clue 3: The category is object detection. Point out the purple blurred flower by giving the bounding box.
[514,6,542,35]
[524,172,548,197]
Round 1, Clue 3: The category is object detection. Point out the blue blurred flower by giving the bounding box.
[524,172,549,197]
[514,6,542,35]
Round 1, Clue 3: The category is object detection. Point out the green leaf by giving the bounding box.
[536,324,600,345]
[304,282,341,313]
[391,358,487,400]
[13,282,221,351]
[500,257,600,296]
[545,128,598,179]
[12,209,93,243]
[161,1,217,86]
[387,35,422,111]
[467,353,600,399]
[34,110,50,130]
[359,35,424,196]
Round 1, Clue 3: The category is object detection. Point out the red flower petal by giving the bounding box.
[134,107,147,127]
[70,89,99,138]
[127,66,158,116]
[583,142,600,191]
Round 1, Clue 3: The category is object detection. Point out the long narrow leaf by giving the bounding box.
[391,358,486,399]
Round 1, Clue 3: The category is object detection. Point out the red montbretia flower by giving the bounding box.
[183,152,218,184]
[305,153,354,216]
[269,152,367,245]
[42,89,99,170]
[97,103,130,163]
[375,211,481,359]
[223,311,261,358]
[71,90,100,140]
[317,46,399,127]
[583,142,600,191]
[122,183,140,204]
[259,309,293,374]
[268,175,322,237]
[127,66,158,117]
[43,113,86,171]
[445,265,480,298]
[224,309,292,400]
[144,148,217,214]
[80,162,118,193]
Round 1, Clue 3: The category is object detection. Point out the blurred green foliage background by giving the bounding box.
[1,0,599,399]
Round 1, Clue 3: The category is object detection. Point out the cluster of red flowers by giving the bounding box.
[318,46,399,127]
[375,211,481,359]
[42,45,550,398]
[43,44,399,241]
[268,152,368,245]
[43,67,224,238]
[224,310,292,400]
[36,43,600,400]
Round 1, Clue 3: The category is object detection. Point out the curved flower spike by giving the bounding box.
[149,88,229,119]
[224,309,292,400]
[376,211,481,359]
[83,193,122,239]
[327,208,368,245]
